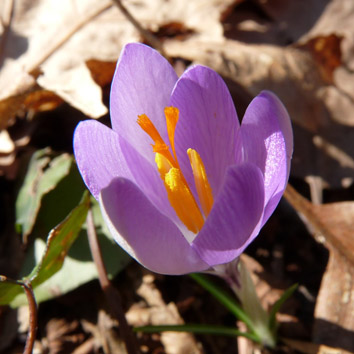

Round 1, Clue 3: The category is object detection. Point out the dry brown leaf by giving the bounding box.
[126,274,202,354]
[300,0,354,71]
[0,129,24,179]
[296,34,343,84]
[0,130,14,154]
[284,185,354,265]
[23,90,63,112]
[81,310,126,353]
[284,184,354,351]
[313,246,354,352]
[294,0,354,130]
[0,0,237,126]
[283,338,353,354]
[254,0,332,43]
[85,59,116,88]
[0,0,114,122]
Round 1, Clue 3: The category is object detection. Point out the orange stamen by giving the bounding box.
[137,107,214,234]
[137,114,175,165]
[164,106,179,162]
[188,149,214,216]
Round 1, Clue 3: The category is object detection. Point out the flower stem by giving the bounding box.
[86,208,140,354]
[208,258,277,348]
[225,260,276,348]
[190,273,256,333]
[135,323,259,341]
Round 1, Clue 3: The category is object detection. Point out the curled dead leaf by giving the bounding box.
[296,34,343,84]
[284,184,354,351]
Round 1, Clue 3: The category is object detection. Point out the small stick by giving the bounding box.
[22,281,38,354]
[86,208,140,354]
[0,276,38,354]
[111,0,170,60]
[27,1,112,75]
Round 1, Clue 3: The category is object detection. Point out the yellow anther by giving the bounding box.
[138,108,214,234]
[155,152,173,179]
[164,167,204,233]
[188,149,214,216]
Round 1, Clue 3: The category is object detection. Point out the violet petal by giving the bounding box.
[192,163,265,266]
[240,91,293,225]
[170,65,240,197]
[110,43,178,164]
[74,120,182,226]
[73,120,133,199]
[99,177,209,275]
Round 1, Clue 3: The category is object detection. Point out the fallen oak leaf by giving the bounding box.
[284,184,354,265]
[126,273,202,354]
[284,184,354,351]
[0,0,113,127]
[295,34,343,84]
[282,338,353,354]
[313,246,354,351]
[1,0,239,127]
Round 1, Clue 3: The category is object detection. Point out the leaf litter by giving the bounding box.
[0,0,354,352]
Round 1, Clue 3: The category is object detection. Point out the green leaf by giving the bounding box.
[268,283,298,331]
[9,148,131,306]
[134,324,259,341]
[27,192,90,286]
[10,196,131,307]
[189,273,257,336]
[0,277,23,305]
[16,148,74,238]
[0,192,90,306]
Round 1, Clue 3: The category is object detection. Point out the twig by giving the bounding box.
[27,1,113,76]
[0,276,38,354]
[111,0,170,60]
[22,281,38,354]
[86,208,140,354]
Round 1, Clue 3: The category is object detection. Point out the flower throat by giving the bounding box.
[137,107,213,233]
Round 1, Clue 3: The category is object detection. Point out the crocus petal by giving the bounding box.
[192,163,264,266]
[73,120,133,199]
[170,65,240,197]
[99,177,209,275]
[110,43,178,164]
[74,119,183,227]
[240,91,293,225]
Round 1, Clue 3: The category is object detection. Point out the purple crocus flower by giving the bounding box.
[73,43,293,275]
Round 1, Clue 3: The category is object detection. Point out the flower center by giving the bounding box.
[137,107,213,233]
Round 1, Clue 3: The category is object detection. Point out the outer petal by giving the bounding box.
[170,65,240,197]
[99,178,209,275]
[74,120,183,227]
[192,163,265,266]
[110,43,178,164]
[73,120,133,199]
[240,91,293,225]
